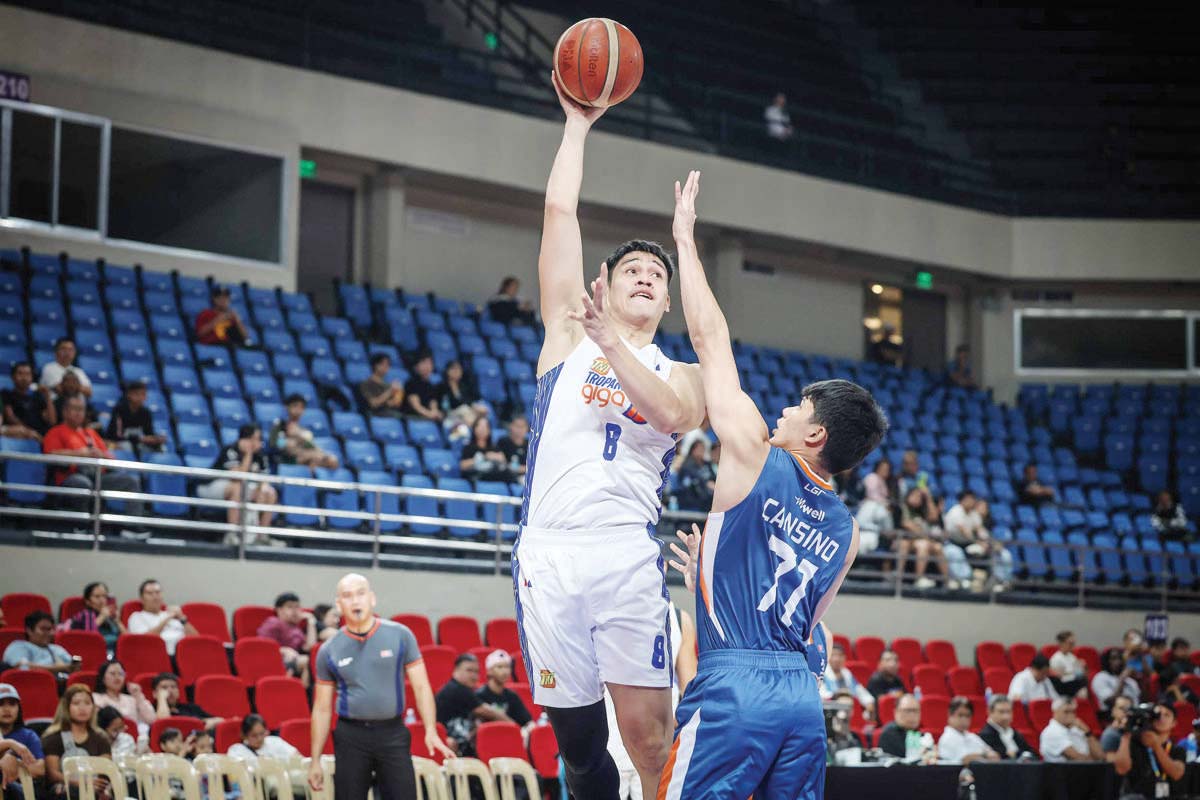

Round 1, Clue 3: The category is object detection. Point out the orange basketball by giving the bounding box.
[553,18,643,109]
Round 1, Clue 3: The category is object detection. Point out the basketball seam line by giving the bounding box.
[597,19,619,108]
[576,20,590,104]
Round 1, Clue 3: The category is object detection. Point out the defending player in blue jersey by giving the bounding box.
[658,171,888,800]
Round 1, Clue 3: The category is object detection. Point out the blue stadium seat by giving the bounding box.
[213,397,251,427]
[254,402,286,429]
[384,444,421,473]
[147,471,189,517]
[335,339,368,363]
[1016,505,1039,528]
[234,350,271,376]
[273,354,308,381]
[1092,534,1122,583]
[143,291,177,316]
[1015,528,1048,579]
[176,274,210,299]
[475,480,517,539]
[162,366,201,394]
[281,380,317,407]
[115,333,152,361]
[320,317,354,339]
[171,393,211,423]
[244,376,280,404]
[332,412,370,441]
[279,464,319,527]
[345,440,383,471]
[447,316,477,337]
[503,359,534,383]
[0,296,22,321]
[343,362,371,385]
[422,448,459,478]
[280,293,312,314]
[1104,434,1135,471]
[479,319,506,339]
[1042,531,1072,581]
[318,468,361,530]
[262,330,297,354]
[297,409,330,437]
[406,420,443,448]
[1121,537,1153,586]
[401,474,440,534]
[415,310,445,331]
[149,315,187,340]
[4,459,46,504]
[299,335,332,359]
[309,358,343,385]
[75,329,111,356]
[287,312,320,336]
[202,370,242,399]
[1060,509,1086,530]
[472,356,501,380]
[369,417,406,444]
[489,338,518,360]
[1165,541,1196,589]
[119,361,159,388]
[358,470,401,532]
[438,477,479,538]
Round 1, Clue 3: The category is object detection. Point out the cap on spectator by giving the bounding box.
[0,683,19,702]
[485,650,512,670]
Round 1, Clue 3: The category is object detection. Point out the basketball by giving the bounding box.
[553,18,643,108]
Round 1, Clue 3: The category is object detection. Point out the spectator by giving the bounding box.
[158,727,193,760]
[896,451,931,504]
[1122,628,1156,693]
[0,683,46,793]
[359,353,406,419]
[763,93,793,141]
[2,612,75,677]
[126,579,198,657]
[867,324,905,368]
[1158,665,1200,707]
[63,581,125,653]
[1100,695,1134,758]
[190,730,213,758]
[1111,703,1186,796]
[269,394,338,470]
[946,345,977,389]
[196,424,279,544]
[1,362,54,439]
[460,416,509,481]
[676,440,717,512]
[52,372,98,429]
[496,415,529,481]
[819,644,875,717]
[39,338,92,399]
[486,276,536,327]
[43,396,146,519]
[95,706,138,759]
[1092,648,1141,707]
[435,654,511,757]
[1151,491,1189,540]
[863,458,898,509]
[1018,463,1056,506]
[152,673,221,731]
[1166,637,1193,676]
[256,592,315,686]
[942,491,1013,590]
[105,381,165,456]
[439,360,489,443]
[40,685,112,797]
[476,651,533,736]
[898,487,951,590]
[312,604,341,643]
[978,695,1035,760]
[195,286,248,346]
[226,714,299,763]
[866,650,906,703]
[92,661,156,735]
[1040,698,1102,762]
[1048,631,1089,698]
[877,694,934,762]
[404,351,443,422]
[938,696,997,764]
[1008,654,1062,705]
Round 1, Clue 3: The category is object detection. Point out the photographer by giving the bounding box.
[1102,696,1135,760]
[1112,703,1186,800]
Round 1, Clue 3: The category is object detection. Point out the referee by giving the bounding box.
[308,573,453,800]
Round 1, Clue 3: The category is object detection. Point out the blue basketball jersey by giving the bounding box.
[696,447,853,653]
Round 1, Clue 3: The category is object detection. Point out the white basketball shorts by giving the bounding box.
[513,525,674,707]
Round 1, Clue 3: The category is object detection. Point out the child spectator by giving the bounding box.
[96,706,140,758]
[105,381,165,455]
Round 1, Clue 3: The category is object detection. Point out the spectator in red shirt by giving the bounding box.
[43,395,145,519]
[195,286,248,346]
[257,592,316,686]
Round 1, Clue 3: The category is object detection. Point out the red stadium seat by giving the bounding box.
[214,716,243,754]
[467,647,493,684]
[1010,701,1033,732]
[528,724,560,779]
[947,666,983,696]
[832,633,852,658]
[1073,646,1101,677]
[1076,700,1101,736]
[1008,642,1036,672]
[845,660,872,688]
[0,669,57,719]
[437,615,482,653]
[1040,644,1059,661]
[919,695,949,733]
[1027,698,1053,733]
[891,638,924,672]
[925,639,958,670]
[176,636,232,687]
[0,628,24,653]
[877,694,897,723]
[232,606,274,641]
[280,717,334,756]
[195,675,250,719]
[484,618,520,652]
[149,716,205,752]
[309,640,324,677]
[1,593,51,625]
[132,673,157,698]
[74,670,99,692]
[476,721,527,762]
[1180,675,1200,696]
[56,630,107,670]
[911,664,947,697]
[511,651,529,685]
[182,603,232,645]
[119,600,143,627]
[421,645,456,689]
[391,614,434,647]
[854,636,885,667]
[233,637,285,687]
[1173,702,1196,742]
[117,634,173,677]
[406,722,451,765]
[255,676,309,730]
[975,641,1007,671]
[966,695,987,731]
[511,683,541,720]
[1191,650,1200,669]
[982,666,1013,695]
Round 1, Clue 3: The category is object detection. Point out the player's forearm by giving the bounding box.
[309,708,331,758]
[544,122,589,215]
[600,344,685,432]
[416,689,438,735]
[675,238,731,355]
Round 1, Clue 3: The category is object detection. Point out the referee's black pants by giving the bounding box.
[333,717,417,800]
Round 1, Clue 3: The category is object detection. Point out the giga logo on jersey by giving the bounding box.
[581,357,648,424]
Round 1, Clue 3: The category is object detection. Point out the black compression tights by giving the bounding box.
[545,699,622,800]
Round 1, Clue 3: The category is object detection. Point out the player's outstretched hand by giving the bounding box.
[552,71,606,128]
[567,263,619,350]
[668,523,702,593]
[427,729,456,761]
[672,170,701,243]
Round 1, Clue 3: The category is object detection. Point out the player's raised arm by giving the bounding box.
[673,171,770,498]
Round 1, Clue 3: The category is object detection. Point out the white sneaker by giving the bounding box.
[914,576,936,590]
[946,579,960,590]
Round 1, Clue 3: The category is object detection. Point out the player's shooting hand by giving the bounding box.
[668,523,702,593]
[426,729,456,761]
[567,264,618,350]
[551,71,606,128]
[672,170,701,243]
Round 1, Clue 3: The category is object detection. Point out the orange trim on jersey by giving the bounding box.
[343,618,381,641]
[792,453,834,491]
[656,735,682,800]
[316,679,335,686]
[403,658,426,671]
[698,563,714,616]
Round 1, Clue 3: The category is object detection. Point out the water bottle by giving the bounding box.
[404,708,417,725]
[957,767,977,800]
[537,712,549,727]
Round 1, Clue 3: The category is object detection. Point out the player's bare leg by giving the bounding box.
[608,683,674,797]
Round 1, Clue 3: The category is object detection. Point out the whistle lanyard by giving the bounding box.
[1146,746,1163,780]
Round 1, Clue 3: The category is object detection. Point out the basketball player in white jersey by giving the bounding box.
[511,74,707,800]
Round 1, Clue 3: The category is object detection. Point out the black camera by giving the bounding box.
[1123,703,1158,735]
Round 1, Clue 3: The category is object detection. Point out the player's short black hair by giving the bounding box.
[800,380,888,475]
[605,239,674,283]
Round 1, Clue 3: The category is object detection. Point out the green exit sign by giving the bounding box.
[915,270,933,290]
[299,159,317,179]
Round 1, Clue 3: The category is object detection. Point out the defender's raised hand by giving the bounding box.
[567,263,619,350]
[668,523,703,593]
[673,170,701,243]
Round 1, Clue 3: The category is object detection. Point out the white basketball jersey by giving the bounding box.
[521,336,677,532]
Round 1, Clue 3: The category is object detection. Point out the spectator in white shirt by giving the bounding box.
[126,579,198,656]
[1048,630,1089,698]
[1039,698,1103,762]
[764,93,794,141]
[942,490,1013,587]
[226,714,299,763]
[938,696,998,764]
[39,337,92,398]
[978,695,1036,760]
[1091,647,1140,707]
[820,644,876,717]
[1007,654,1062,705]
[854,496,892,555]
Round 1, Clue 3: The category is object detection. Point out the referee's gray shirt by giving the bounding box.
[315,618,421,720]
